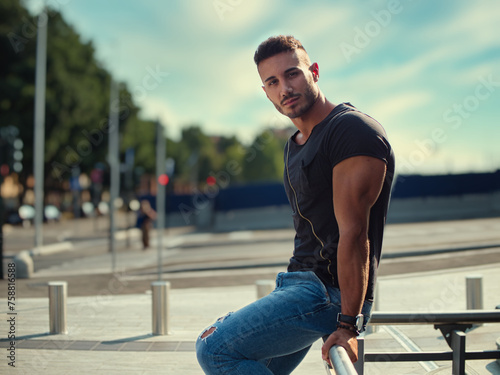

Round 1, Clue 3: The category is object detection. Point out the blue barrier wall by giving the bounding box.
[140,170,500,216]
[214,183,289,211]
[391,170,500,199]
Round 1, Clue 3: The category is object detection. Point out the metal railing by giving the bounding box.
[324,310,500,375]
[324,345,358,375]
[360,310,500,375]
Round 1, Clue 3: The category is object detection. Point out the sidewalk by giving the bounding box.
[2,217,500,373]
[1,263,500,374]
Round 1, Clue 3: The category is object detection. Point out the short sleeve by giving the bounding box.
[324,111,391,169]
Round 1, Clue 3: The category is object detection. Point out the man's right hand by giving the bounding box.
[321,327,359,364]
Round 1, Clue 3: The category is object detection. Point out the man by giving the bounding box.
[196,35,395,374]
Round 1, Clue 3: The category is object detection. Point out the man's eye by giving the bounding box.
[289,71,297,77]
[269,80,277,86]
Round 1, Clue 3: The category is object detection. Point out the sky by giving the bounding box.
[25,0,500,175]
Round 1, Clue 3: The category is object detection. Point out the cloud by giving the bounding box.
[367,90,433,120]
[23,0,500,175]
[421,1,500,52]
[139,95,184,139]
[179,0,278,36]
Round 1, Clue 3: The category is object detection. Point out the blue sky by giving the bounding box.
[26,0,500,175]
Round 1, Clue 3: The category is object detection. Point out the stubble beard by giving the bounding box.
[275,84,318,119]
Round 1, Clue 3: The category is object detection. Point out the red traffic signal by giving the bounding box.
[158,174,169,186]
[206,176,216,186]
[0,164,9,177]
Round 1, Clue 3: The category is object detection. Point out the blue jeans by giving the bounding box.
[196,271,372,374]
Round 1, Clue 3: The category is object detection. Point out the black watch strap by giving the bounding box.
[337,313,357,326]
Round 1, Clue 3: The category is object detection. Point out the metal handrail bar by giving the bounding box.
[363,350,500,362]
[322,310,500,374]
[324,345,358,375]
[355,310,500,374]
[369,310,500,325]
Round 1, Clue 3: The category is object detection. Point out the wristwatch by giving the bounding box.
[337,313,364,333]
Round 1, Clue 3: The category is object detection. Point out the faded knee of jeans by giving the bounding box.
[200,326,217,341]
[198,312,232,343]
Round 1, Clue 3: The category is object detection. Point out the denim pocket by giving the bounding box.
[283,271,331,306]
[305,271,331,305]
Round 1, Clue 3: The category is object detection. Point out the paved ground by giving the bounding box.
[4,216,500,298]
[1,216,500,374]
[1,265,500,374]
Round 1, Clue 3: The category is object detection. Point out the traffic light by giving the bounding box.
[0,125,21,176]
[158,174,169,186]
[206,176,216,186]
[12,138,23,173]
[0,136,12,177]
[0,164,9,178]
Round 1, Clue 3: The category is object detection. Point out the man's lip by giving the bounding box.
[283,96,300,106]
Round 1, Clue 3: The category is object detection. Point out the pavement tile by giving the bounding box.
[14,340,47,349]
[94,342,126,351]
[148,342,180,352]
[66,340,100,350]
[121,341,153,351]
[177,341,196,352]
[39,340,74,350]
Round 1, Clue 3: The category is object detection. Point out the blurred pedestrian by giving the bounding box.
[137,200,156,250]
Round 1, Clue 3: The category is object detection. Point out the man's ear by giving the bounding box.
[262,86,269,99]
[310,62,319,82]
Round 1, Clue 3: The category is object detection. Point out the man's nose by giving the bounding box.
[280,83,293,98]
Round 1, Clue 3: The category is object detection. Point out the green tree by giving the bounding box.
[0,0,37,188]
[0,0,292,201]
[172,126,215,187]
[217,136,246,185]
[0,1,147,194]
[242,130,286,182]
[121,117,157,174]
[43,10,114,184]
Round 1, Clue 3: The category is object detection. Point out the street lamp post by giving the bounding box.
[33,9,48,250]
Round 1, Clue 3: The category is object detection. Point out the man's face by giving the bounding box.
[258,50,319,119]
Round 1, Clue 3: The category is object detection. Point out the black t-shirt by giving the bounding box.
[284,103,395,301]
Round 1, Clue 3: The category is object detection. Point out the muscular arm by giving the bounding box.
[322,155,386,363]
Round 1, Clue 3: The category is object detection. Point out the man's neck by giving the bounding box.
[291,93,336,145]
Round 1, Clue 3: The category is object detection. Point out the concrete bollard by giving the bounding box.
[13,251,34,279]
[256,280,275,299]
[48,281,68,334]
[152,281,170,335]
[466,275,483,310]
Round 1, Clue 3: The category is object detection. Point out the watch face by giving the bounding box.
[355,315,364,330]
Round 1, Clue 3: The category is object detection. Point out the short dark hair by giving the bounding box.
[254,35,308,66]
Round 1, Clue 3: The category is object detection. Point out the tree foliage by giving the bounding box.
[0,0,291,201]
[242,130,287,183]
